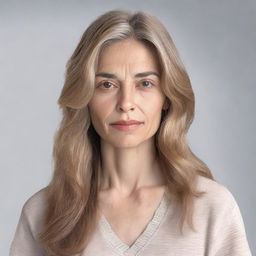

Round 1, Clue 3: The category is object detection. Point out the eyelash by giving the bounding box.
[97,80,155,89]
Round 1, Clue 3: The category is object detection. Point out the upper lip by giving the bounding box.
[111,120,143,125]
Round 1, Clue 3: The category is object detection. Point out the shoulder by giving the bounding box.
[191,175,245,237]
[22,187,48,214]
[20,187,48,233]
[10,188,49,255]
[193,177,252,255]
[195,175,239,214]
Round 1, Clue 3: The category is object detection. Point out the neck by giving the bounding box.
[99,137,165,197]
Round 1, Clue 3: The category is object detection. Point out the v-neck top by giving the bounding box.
[98,192,169,256]
[9,175,252,256]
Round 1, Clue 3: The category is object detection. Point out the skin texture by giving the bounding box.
[88,38,167,199]
[88,38,169,246]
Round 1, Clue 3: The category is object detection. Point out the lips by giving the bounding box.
[111,120,143,125]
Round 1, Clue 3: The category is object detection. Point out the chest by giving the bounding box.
[99,195,164,246]
[106,209,153,245]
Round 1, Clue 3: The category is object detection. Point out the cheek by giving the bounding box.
[88,97,112,123]
[147,96,165,115]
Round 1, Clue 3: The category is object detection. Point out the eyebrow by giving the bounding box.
[95,71,160,79]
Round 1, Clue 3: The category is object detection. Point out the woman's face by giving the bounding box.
[88,38,166,148]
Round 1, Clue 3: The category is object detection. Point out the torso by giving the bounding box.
[98,185,166,246]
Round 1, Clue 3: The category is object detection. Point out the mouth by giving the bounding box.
[110,120,144,125]
[110,122,143,132]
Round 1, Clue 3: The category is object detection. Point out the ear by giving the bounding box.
[162,98,170,111]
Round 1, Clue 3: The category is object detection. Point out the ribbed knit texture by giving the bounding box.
[9,176,252,256]
[99,192,169,256]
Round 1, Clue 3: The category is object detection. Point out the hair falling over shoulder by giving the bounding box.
[38,9,215,256]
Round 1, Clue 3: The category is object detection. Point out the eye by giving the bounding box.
[97,80,154,89]
[98,81,115,89]
[140,80,154,88]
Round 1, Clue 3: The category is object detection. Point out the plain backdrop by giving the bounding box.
[1,0,255,255]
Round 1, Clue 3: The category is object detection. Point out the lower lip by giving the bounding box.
[111,123,143,131]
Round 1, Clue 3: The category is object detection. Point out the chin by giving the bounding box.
[109,138,144,148]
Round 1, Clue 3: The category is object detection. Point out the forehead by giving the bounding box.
[97,39,159,72]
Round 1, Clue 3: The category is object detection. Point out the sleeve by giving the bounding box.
[213,200,252,256]
[9,205,46,256]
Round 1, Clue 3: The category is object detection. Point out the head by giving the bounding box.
[88,38,169,148]
[59,9,194,153]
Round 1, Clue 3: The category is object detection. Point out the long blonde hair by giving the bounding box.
[38,9,215,256]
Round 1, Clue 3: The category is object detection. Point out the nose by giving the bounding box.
[116,85,135,112]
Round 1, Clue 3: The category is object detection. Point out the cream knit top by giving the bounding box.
[9,175,252,256]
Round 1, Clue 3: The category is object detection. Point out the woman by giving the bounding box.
[10,9,252,256]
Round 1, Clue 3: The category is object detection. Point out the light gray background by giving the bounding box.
[1,0,255,255]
